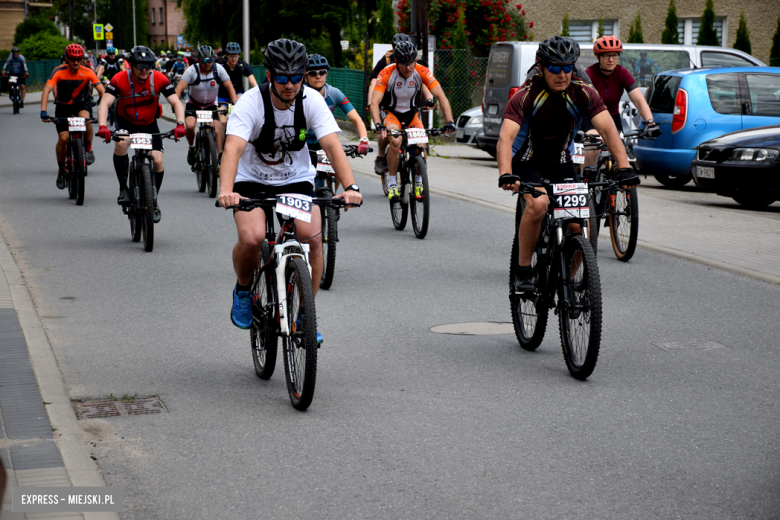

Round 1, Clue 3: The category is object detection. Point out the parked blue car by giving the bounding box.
[634,67,780,187]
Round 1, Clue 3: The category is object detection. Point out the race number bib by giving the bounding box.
[316,150,334,174]
[130,133,153,150]
[572,143,585,164]
[196,110,213,123]
[8,76,17,84]
[67,117,86,132]
[406,128,428,145]
[275,193,313,223]
[552,183,589,220]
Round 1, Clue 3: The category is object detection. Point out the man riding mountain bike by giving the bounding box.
[96,47,125,83]
[97,46,186,224]
[370,40,455,201]
[217,38,362,342]
[40,44,105,188]
[3,46,29,108]
[496,36,635,294]
[217,42,257,109]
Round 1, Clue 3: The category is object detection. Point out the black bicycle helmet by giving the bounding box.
[535,36,579,65]
[11,46,19,52]
[264,38,307,76]
[197,45,216,61]
[391,33,411,48]
[127,46,156,66]
[225,42,241,54]
[306,54,330,71]
[393,41,417,64]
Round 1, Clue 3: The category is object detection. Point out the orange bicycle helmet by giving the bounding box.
[593,35,622,55]
[65,44,85,59]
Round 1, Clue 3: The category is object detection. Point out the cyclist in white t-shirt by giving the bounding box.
[218,39,362,340]
[175,45,237,164]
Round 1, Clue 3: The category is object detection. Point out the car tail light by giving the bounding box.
[672,88,688,134]
[509,86,520,99]
[482,85,486,114]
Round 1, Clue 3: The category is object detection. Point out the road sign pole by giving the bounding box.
[243,0,249,89]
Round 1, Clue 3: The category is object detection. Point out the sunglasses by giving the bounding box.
[546,64,574,74]
[135,63,154,71]
[274,74,304,85]
[307,69,328,77]
[201,58,213,64]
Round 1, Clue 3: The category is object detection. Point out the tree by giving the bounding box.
[697,0,719,46]
[561,13,570,37]
[50,0,114,50]
[14,16,60,46]
[627,12,644,43]
[732,12,751,54]
[771,16,780,67]
[661,0,680,44]
[596,17,605,39]
[18,32,74,60]
[375,0,395,43]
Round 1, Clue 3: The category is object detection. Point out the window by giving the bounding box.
[706,73,741,114]
[151,8,155,24]
[565,20,617,44]
[677,17,726,46]
[647,75,682,114]
[745,74,780,117]
[486,46,513,88]
[623,50,691,85]
[160,8,164,24]
[701,52,755,68]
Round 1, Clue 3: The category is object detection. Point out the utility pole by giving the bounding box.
[68,0,74,41]
[243,0,250,87]
[132,0,137,47]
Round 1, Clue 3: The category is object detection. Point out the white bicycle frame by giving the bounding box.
[271,232,311,337]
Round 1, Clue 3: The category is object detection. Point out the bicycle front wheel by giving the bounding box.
[318,191,337,290]
[252,241,278,380]
[206,132,219,198]
[390,187,408,231]
[72,139,86,206]
[140,163,155,252]
[282,257,318,411]
[409,155,430,239]
[129,174,142,242]
[195,132,206,193]
[609,187,639,262]
[558,234,602,380]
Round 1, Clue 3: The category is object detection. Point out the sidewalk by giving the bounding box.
[0,91,53,110]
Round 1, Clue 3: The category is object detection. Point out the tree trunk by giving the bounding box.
[326,22,342,68]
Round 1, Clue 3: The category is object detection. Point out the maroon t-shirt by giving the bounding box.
[503,74,607,164]
[585,64,639,116]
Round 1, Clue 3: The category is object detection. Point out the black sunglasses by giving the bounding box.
[307,69,328,77]
[135,63,154,71]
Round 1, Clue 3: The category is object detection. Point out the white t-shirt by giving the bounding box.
[227,85,341,186]
[181,63,230,106]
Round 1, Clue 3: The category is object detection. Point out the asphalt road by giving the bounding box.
[1,105,779,519]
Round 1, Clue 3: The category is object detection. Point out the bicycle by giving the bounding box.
[185,108,227,198]
[313,144,372,290]
[501,174,603,380]
[385,127,445,239]
[112,129,177,252]
[216,195,360,410]
[45,115,97,206]
[7,76,22,114]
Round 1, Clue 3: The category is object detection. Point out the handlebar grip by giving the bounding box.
[498,174,521,187]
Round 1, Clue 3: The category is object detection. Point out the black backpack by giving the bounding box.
[250,82,308,155]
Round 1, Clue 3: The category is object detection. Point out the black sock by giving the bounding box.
[236,280,251,293]
[113,154,129,191]
[155,170,164,191]
[517,265,532,278]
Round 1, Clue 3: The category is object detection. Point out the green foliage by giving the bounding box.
[733,12,751,55]
[771,16,780,67]
[661,0,680,44]
[561,13,570,37]
[627,12,644,43]
[14,16,60,47]
[697,0,719,46]
[597,16,605,39]
[18,32,74,60]
[375,0,395,44]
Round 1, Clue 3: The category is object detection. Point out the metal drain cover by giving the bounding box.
[653,341,728,352]
[75,397,167,419]
[430,322,514,335]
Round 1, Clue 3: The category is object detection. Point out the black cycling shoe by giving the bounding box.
[117,189,130,205]
[187,147,197,166]
[615,169,640,186]
[56,173,67,190]
[374,156,387,175]
[513,272,535,295]
[19,100,24,109]
[85,150,95,166]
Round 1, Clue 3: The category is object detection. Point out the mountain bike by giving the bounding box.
[216,195,361,411]
[185,108,227,198]
[8,76,21,114]
[501,175,602,380]
[112,130,177,252]
[385,127,444,239]
[313,144,372,290]
[45,115,97,206]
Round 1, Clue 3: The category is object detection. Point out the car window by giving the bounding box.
[745,74,780,117]
[622,50,691,87]
[647,75,682,114]
[486,46,513,89]
[701,52,755,68]
[706,73,742,115]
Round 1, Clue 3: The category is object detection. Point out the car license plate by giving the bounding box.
[455,129,464,139]
[696,166,715,179]
[488,105,498,115]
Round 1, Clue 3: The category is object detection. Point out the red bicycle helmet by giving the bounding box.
[65,44,85,59]
[593,35,622,55]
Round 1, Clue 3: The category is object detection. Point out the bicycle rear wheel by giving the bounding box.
[252,241,278,380]
[282,257,318,411]
[318,189,337,290]
[558,234,602,380]
[609,187,639,262]
[128,173,142,242]
[409,155,430,239]
[389,183,408,231]
[140,163,155,252]
[72,138,86,206]
[206,132,219,198]
[195,132,206,193]
[12,95,19,114]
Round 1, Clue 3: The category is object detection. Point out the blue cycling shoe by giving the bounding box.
[231,288,252,329]
[295,315,323,345]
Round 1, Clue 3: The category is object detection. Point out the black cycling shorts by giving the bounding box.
[580,113,623,134]
[511,160,580,186]
[185,102,218,115]
[7,76,26,86]
[114,117,164,152]
[54,102,93,134]
[233,181,314,200]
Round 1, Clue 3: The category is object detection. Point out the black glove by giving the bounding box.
[645,121,662,138]
[375,123,386,134]
[614,167,640,187]
[443,121,456,133]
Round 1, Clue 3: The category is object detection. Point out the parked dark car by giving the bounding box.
[691,125,780,208]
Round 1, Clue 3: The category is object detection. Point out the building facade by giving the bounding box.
[147,0,185,49]
[0,0,53,49]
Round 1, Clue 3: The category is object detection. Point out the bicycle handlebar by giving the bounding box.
[184,109,229,117]
[110,129,177,142]
[215,196,362,211]
[341,144,374,158]
[45,117,98,124]
[386,128,450,138]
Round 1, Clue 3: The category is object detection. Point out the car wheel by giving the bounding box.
[653,172,692,188]
[732,192,777,209]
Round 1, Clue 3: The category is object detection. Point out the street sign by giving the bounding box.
[105,32,113,40]
[104,23,113,32]
[340,40,349,51]
[93,24,104,41]
[106,40,113,47]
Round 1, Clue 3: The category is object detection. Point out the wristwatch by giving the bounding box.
[345,184,360,193]
[176,121,184,125]
[646,119,655,125]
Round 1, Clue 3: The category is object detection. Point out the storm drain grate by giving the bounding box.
[74,396,167,419]
[653,341,728,352]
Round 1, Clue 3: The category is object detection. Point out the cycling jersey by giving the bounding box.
[218,59,252,99]
[634,58,656,78]
[374,63,439,115]
[105,70,175,126]
[170,61,187,75]
[369,51,394,80]
[180,63,230,108]
[305,83,355,147]
[46,64,100,105]
[4,54,27,76]
[585,64,638,116]
[99,57,123,79]
[503,74,606,165]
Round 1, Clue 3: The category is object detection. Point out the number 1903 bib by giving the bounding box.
[275,193,313,223]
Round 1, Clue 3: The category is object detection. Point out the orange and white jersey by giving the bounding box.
[374,63,440,114]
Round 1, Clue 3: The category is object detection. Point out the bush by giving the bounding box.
[733,12,751,55]
[661,0,680,44]
[697,0,719,46]
[18,33,74,61]
[627,12,644,43]
[561,13,570,37]
[14,16,60,47]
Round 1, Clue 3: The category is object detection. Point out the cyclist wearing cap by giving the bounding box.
[497,36,634,294]
[175,45,237,165]
[97,46,186,224]
[96,47,125,82]
[40,44,105,189]
[582,36,660,169]
[217,38,362,340]
[370,40,455,201]
[3,46,28,107]
[217,42,257,109]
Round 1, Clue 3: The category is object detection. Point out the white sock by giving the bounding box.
[416,175,422,183]
[388,175,396,186]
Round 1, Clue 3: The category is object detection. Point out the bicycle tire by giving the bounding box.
[558,234,602,380]
[409,155,430,239]
[206,131,219,198]
[140,163,155,252]
[390,192,408,231]
[282,257,318,411]
[318,189,337,290]
[609,187,639,262]
[509,196,548,350]
[251,241,278,380]
[12,95,19,114]
[195,132,206,193]
[129,172,142,242]
[381,171,391,196]
[587,196,598,254]
[72,138,86,206]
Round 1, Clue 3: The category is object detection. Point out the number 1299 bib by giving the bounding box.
[552,183,589,220]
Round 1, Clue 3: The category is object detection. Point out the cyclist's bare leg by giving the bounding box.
[151,150,163,172]
[20,84,25,102]
[294,210,323,296]
[377,134,388,159]
[214,115,226,154]
[79,109,93,148]
[233,208,267,287]
[185,116,196,146]
[518,189,547,266]
[583,129,600,168]
[56,131,69,164]
[386,124,402,179]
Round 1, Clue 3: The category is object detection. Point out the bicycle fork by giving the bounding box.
[273,241,311,337]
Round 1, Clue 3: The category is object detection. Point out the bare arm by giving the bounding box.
[367,78,377,110]
[217,134,249,207]
[591,111,630,169]
[627,89,653,123]
[429,84,454,123]
[247,74,258,88]
[224,80,238,104]
[94,83,105,97]
[40,84,54,113]
[174,79,188,99]
[97,91,116,126]
[319,132,362,209]
[370,89,385,137]
[345,108,368,140]
[165,92,185,123]
[497,118,521,191]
